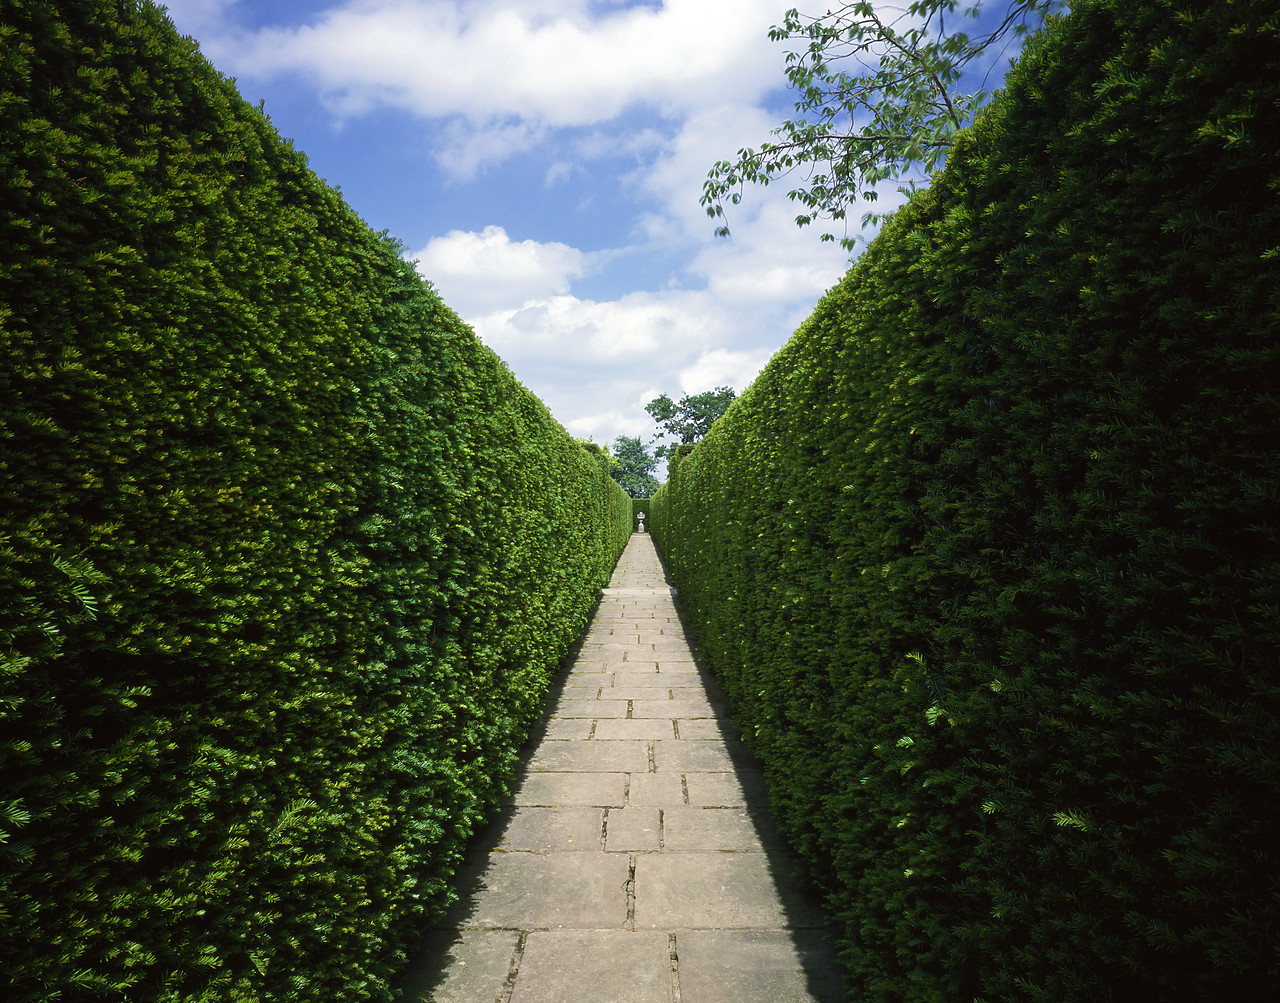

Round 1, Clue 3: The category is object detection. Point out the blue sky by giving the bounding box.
[158,0,1027,460]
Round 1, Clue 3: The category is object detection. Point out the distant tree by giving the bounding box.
[610,435,661,498]
[702,1,1063,249]
[646,386,737,461]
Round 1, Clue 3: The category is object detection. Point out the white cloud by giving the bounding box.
[471,289,724,369]
[408,226,592,316]
[177,0,786,177]
[460,268,828,450]
[433,118,547,177]
[676,347,774,395]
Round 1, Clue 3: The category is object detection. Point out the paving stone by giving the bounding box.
[592,718,676,741]
[565,660,610,674]
[654,674,705,688]
[638,639,687,651]
[625,773,687,807]
[498,807,604,851]
[594,645,646,662]
[604,807,661,851]
[634,853,796,929]
[509,772,626,807]
[661,808,775,851]
[528,740,650,773]
[652,740,740,772]
[541,718,593,740]
[676,931,845,1003]
[460,852,629,929]
[606,675,665,690]
[684,771,769,807]
[512,931,673,1003]
[630,699,718,718]
[595,689,665,704]
[677,717,741,740]
[549,698,628,719]
[559,683,603,698]
[668,686,720,701]
[397,929,518,1003]
[599,686,673,701]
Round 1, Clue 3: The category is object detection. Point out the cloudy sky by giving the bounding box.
[157,0,1020,466]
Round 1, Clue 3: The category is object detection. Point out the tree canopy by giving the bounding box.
[610,435,661,498]
[702,1,1063,249]
[645,386,737,461]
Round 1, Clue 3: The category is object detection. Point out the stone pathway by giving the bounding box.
[397,532,845,1002]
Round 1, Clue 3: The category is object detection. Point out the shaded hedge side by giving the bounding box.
[651,0,1279,998]
[0,2,629,999]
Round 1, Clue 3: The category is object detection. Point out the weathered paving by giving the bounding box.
[397,532,845,1002]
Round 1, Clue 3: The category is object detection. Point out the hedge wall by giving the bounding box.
[631,497,652,528]
[651,0,1279,998]
[0,2,629,999]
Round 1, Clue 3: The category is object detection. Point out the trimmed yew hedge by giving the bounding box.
[0,2,628,999]
[651,0,1279,998]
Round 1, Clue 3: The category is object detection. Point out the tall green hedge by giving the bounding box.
[0,2,629,999]
[651,0,1279,998]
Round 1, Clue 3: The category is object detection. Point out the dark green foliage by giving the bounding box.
[0,2,630,999]
[651,1,1280,998]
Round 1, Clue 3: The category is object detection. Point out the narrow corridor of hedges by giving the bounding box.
[651,0,1280,997]
[0,3,630,999]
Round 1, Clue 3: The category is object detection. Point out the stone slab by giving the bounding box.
[592,718,676,741]
[625,773,687,808]
[668,687,720,701]
[593,646,648,662]
[677,718,740,741]
[598,686,673,701]
[630,700,718,719]
[654,674,707,688]
[499,807,604,851]
[510,772,626,807]
[608,671,663,688]
[559,684,603,699]
[397,929,517,1003]
[660,808,775,851]
[634,853,796,929]
[541,718,593,740]
[654,670,709,685]
[684,771,769,807]
[651,740,739,772]
[676,931,845,1003]
[564,660,610,674]
[460,852,629,929]
[528,741,649,773]
[604,807,661,851]
[512,931,673,1003]
[549,699,628,719]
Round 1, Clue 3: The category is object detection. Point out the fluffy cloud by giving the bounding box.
[408,226,598,316]
[676,346,775,395]
[185,1,785,154]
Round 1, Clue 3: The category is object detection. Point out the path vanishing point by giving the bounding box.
[396,532,846,1002]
